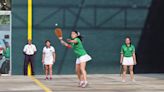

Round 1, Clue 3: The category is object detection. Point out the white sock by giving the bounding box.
[84,81,88,84]
[80,81,84,84]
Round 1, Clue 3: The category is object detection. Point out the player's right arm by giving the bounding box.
[59,39,72,48]
[120,54,123,64]
[120,46,124,64]
[42,48,45,64]
[23,45,27,55]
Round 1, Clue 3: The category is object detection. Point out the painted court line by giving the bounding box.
[29,76,53,92]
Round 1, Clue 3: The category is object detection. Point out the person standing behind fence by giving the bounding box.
[23,40,37,75]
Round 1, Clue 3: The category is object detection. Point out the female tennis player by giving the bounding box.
[59,31,92,88]
[42,40,56,80]
[120,36,137,82]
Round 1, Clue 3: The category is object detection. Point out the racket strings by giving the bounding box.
[55,28,62,38]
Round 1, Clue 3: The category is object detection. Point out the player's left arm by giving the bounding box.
[33,45,37,55]
[132,46,137,65]
[53,52,56,64]
[120,46,124,64]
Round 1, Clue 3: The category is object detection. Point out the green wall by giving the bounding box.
[12,0,151,75]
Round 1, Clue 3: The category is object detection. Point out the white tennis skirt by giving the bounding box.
[44,58,54,65]
[122,57,134,65]
[76,54,92,64]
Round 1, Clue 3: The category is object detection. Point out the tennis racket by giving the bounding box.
[54,27,63,40]
[120,65,123,77]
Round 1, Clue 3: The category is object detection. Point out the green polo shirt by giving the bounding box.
[3,47,10,58]
[70,38,87,58]
[121,44,135,57]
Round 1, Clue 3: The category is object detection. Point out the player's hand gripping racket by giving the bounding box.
[54,25,71,48]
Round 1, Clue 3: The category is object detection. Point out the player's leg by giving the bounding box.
[76,58,84,86]
[30,55,34,75]
[45,65,49,80]
[24,55,29,75]
[129,65,135,82]
[122,65,127,82]
[80,62,88,87]
[76,64,81,80]
[49,64,53,80]
[76,64,84,86]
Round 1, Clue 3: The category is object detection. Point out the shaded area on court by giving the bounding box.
[136,0,164,73]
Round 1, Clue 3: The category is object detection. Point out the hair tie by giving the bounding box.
[77,32,80,36]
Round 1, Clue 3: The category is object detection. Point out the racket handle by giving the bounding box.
[59,37,63,40]
[60,40,65,45]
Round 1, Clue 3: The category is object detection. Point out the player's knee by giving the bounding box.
[129,68,133,72]
[49,67,52,71]
[75,69,78,73]
[123,68,127,72]
[76,68,80,74]
[49,66,52,70]
[45,66,48,70]
[80,68,86,73]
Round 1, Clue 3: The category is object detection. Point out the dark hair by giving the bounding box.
[73,30,83,41]
[45,40,51,44]
[125,36,132,45]
[45,40,51,48]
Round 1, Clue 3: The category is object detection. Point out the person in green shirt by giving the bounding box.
[59,30,92,88]
[3,47,10,59]
[3,43,10,59]
[120,36,137,82]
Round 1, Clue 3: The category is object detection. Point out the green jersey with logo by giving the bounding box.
[70,38,87,58]
[121,44,135,57]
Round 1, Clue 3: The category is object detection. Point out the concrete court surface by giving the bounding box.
[0,74,164,92]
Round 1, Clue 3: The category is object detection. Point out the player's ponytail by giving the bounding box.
[74,30,83,41]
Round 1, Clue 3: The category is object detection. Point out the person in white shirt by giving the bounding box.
[23,40,37,75]
[42,40,56,80]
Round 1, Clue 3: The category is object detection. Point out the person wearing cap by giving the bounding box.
[23,40,37,75]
